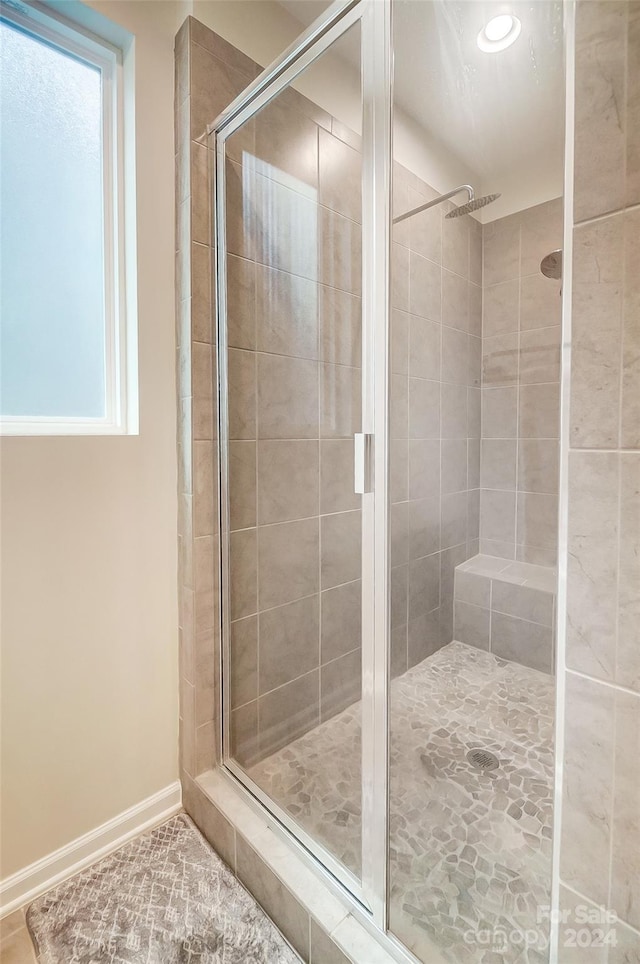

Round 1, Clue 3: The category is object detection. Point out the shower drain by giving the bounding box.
[466,748,500,771]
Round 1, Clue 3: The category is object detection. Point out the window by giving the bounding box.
[0,4,135,434]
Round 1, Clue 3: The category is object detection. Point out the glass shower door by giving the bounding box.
[213,1,391,911]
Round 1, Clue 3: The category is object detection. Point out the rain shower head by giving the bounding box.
[393,184,501,225]
[446,193,501,218]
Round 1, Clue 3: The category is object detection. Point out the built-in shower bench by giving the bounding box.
[453,554,556,674]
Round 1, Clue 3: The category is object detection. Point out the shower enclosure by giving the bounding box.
[206,1,566,960]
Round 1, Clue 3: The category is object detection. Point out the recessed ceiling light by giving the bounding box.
[477,14,521,52]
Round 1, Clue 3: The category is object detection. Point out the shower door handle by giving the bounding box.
[354,433,373,494]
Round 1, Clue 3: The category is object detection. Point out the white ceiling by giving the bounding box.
[278,0,565,216]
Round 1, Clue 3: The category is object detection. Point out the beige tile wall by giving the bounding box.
[176,18,262,782]
[480,199,563,567]
[558,0,639,949]
[390,168,483,676]
[223,70,364,766]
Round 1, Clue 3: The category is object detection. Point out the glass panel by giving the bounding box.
[223,22,364,881]
[0,21,105,418]
[388,1,563,960]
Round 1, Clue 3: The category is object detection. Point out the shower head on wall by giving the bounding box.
[393,184,501,224]
[445,193,501,218]
[540,249,563,280]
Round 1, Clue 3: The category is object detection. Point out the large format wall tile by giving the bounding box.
[566,451,619,682]
[560,674,615,906]
[570,216,624,449]
[574,0,627,222]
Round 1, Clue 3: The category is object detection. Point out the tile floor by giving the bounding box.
[0,910,37,964]
[249,640,555,964]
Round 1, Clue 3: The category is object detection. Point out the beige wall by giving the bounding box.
[557,0,639,953]
[0,0,179,880]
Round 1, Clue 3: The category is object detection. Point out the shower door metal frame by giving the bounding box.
[210,0,392,928]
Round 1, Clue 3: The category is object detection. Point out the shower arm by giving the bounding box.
[393,184,474,225]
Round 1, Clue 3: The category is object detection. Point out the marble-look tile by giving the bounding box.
[310,918,350,964]
[408,496,440,559]
[560,673,615,906]
[566,451,618,682]
[236,834,310,960]
[408,377,439,439]
[481,439,517,491]
[392,243,410,312]
[321,580,361,663]
[442,270,469,332]
[408,439,440,500]
[320,286,362,369]
[321,363,361,439]
[617,454,640,693]
[320,510,361,590]
[518,439,559,495]
[517,492,558,555]
[408,186,441,266]
[408,608,441,666]
[480,489,516,546]
[483,214,520,285]
[557,886,609,964]
[319,206,361,295]
[519,326,561,385]
[574,0,627,222]
[627,5,640,208]
[257,354,319,439]
[492,581,554,627]
[229,441,256,531]
[442,325,468,386]
[519,198,563,278]
[321,649,361,721]
[320,439,359,515]
[621,209,640,449]
[409,315,440,381]
[408,552,440,619]
[254,93,318,189]
[454,600,490,650]
[441,439,468,494]
[230,527,257,621]
[258,518,319,610]
[442,211,469,279]
[520,273,562,331]
[391,308,409,375]
[258,669,320,756]
[519,384,560,439]
[230,615,257,709]
[257,440,319,525]
[441,383,468,439]
[259,595,319,694]
[483,280,519,337]
[391,500,409,567]
[570,215,624,449]
[482,332,519,388]
[228,349,256,440]
[255,262,318,360]
[409,251,441,321]
[490,611,553,674]
[441,490,467,549]
[319,127,361,223]
[227,255,256,351]
[454,569,490,608]
[482,387,517,439]
[611,689,640,931]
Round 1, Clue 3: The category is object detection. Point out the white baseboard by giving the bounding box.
[0,781,182,918]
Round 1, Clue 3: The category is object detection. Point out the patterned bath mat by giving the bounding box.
[26,813,300,963]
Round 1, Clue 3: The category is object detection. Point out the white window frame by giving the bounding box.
[0,2,137,436]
